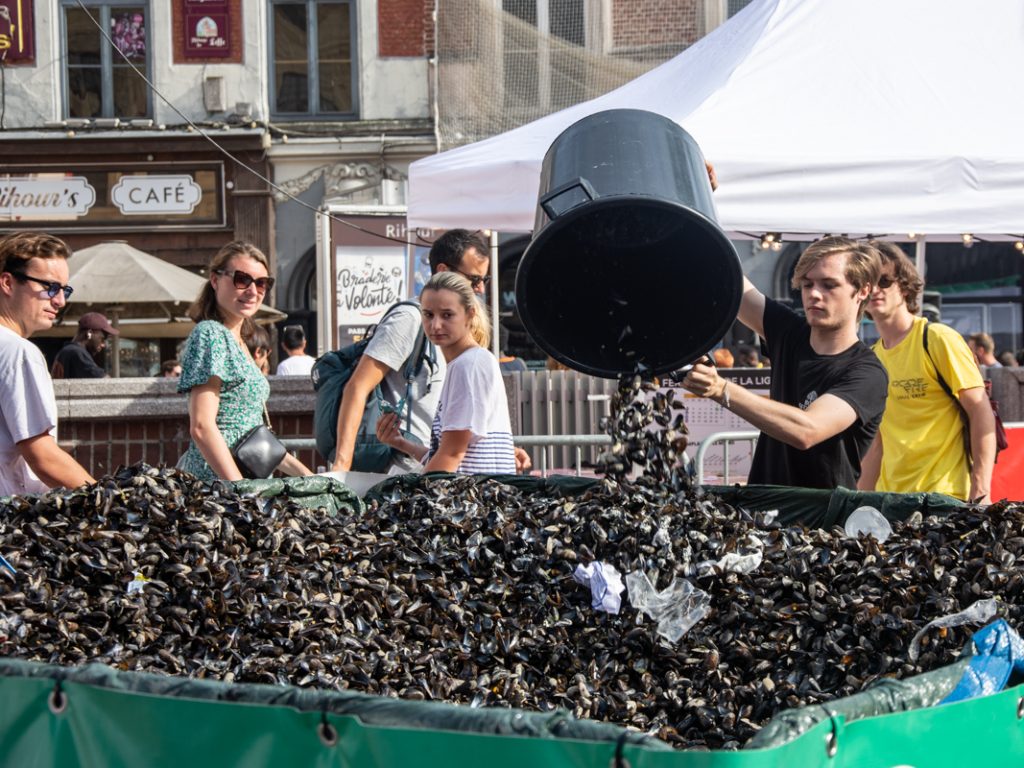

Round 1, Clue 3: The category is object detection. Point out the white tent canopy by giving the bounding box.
[409,0,1024,238]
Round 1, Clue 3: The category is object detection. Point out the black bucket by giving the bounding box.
[515,109,743,378]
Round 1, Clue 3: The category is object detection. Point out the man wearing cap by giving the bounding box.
[51,311,119,379]
[0,231,94,495]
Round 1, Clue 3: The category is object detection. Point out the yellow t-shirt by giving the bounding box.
[871,317,984,499]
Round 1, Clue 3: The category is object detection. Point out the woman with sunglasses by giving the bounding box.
[376,271,515,474]
[177,241,311,481]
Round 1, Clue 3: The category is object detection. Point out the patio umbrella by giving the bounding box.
[39,241,286,376]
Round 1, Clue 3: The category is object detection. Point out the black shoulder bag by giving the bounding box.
[232,403,288,479]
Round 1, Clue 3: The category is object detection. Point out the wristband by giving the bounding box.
[720,380,731,410]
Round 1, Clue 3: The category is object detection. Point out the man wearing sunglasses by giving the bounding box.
[51,312,119,379]
[0,232,95,495]
[858,241,994,504]
[331,229,488,474]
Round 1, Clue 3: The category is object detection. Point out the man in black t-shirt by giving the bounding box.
[682,237,888,489]
[51,312,118,379]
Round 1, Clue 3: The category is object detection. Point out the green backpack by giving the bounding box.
[311,301,435,471]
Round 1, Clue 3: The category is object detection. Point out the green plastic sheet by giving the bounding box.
[232,475,364,515]
[1,657,1023,768]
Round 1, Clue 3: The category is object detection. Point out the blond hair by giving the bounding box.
[421,271,490,349]
[791,236,882,321]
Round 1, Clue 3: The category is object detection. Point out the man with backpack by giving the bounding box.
[327,229,490,473]
[857,241,995,503]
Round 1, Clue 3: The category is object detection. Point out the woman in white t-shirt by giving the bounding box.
[376,272,515,474]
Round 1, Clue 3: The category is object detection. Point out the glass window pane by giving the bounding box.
[113,65,147,117]
[549,0,584,45]
[319,62,351,112]
[110,8,146,62]
[318,3,350,60]
[66,8,101,65]
[68,68,103,117]
[274,2,309,112]
[274,3,309,61]
[503,0,537,26]
[276,64,309,112]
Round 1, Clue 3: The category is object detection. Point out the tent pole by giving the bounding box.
[915,238,926,282]
[490,230,500,357]
[110,310,121,378]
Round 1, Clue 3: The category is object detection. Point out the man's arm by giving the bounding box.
[737,276,767,340]
[959,386,995,504]
[682,363,858,449]
[331,354,390,471]
[18,433,94,489]
[857,433,882,491]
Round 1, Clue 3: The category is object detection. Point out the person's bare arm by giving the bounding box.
[188,379,244,481]
[423,429,473,473]
[376,410,428,462]
[277,452,313,477]
[857,433,882,491]
[331,355,390,471]
[18,433,94,489]
[960,386,995,504]
[682,363,858,449]
[737,276,767,339]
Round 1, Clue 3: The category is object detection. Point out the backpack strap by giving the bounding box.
[922,321,956,400]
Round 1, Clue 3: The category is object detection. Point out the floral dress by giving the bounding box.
[177,320,269,481]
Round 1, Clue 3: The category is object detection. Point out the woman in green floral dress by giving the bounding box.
[177,241,311,481]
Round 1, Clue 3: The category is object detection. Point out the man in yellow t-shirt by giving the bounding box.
[857,242,995,502]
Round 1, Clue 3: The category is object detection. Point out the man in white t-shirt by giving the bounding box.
[275,324,316,376]
[0,232,95,496]
[331,229,530,474]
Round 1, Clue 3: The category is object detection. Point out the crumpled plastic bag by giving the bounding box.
[625,571,710,642]
[573,561,625,614]
[909,598,999,662]
[697,532,764,576]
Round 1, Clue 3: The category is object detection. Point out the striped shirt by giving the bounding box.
[428,347,516,474]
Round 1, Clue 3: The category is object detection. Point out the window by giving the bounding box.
[270,0,357,119]
[501,0,587,111]
[63,1,150,119]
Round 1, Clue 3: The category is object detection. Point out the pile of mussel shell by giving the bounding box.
[2,463,1021,749]
[1,377,1021,749]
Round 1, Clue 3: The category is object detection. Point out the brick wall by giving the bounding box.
[611,0,701,51]
[378,0,432,57]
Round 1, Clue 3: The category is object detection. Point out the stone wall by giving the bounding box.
[54,377,319,478]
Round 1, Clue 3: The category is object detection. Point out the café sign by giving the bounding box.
[111,174,203,215]
[0,176,96,218]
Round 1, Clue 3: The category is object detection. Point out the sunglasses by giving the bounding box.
[8,271,74,300]
[455,269,492,289]
[215,269,275,293]
[877,275,896,289]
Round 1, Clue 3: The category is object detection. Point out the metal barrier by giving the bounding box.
[285,435,612,477]
[693,430,759,486]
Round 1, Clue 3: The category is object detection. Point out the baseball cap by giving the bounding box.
[78,312,119,336]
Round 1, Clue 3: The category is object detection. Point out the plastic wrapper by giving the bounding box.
[572,561,625,614]
[908,598,999,662]
[625,571,710,642]
[844,505,893,543]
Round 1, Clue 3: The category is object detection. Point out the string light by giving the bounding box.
[907,232,918,240]
[760,233,782,250]
[1015,241,1024,252]
[961,233,974,247]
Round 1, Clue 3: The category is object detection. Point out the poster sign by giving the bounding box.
[111,175,203,215]
[335,247,406,331]
[0,0,34,64]
[183,0,230,58]
[0,176,96,220]
[661,367,772,483]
